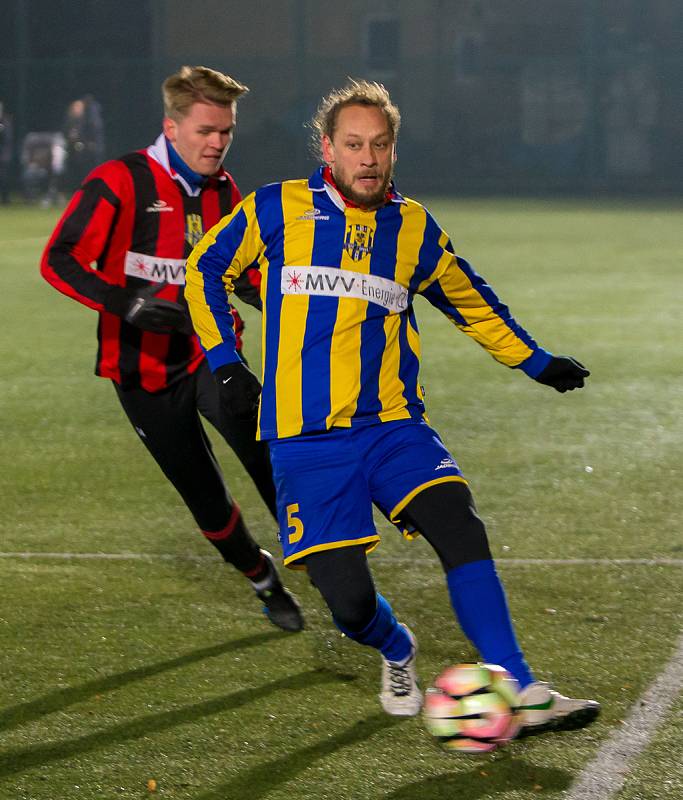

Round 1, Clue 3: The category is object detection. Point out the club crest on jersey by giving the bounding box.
[185,213,204,248]
[344,224,374,261]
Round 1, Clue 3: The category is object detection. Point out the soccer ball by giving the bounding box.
[423,663,522,754]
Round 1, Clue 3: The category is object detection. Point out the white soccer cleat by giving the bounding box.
[379,625,423,717]
[516,681,600,737]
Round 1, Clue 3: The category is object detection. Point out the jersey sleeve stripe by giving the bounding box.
[186,205,250,360]
[455,256,540,350]
[410,209,444,294]
[433,254,537,366]
[40,179,121,311]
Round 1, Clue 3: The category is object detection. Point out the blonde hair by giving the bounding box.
[310,79,401,159]
[162,66,249,120]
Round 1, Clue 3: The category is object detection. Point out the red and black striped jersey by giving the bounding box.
[40,134,260,392]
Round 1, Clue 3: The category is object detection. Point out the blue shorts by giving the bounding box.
[268,419,466,568]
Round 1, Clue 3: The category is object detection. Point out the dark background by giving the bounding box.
[1,0,681,196]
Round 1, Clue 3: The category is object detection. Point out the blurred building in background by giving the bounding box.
[1,0,681,195]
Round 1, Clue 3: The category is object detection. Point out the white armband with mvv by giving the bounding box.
[124,251,187,285]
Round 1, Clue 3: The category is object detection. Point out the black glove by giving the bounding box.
[535,355,590,393]
[214,361,262,420]
[105,283,192,334]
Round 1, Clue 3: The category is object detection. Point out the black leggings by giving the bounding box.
[305,480,492,632]
[401,480,491,571]
[114,360,277,531]
[306,545,377,633]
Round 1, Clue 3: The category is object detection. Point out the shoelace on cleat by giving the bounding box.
[388,662,412,696]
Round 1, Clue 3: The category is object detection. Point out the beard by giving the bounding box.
[332,166,393,209]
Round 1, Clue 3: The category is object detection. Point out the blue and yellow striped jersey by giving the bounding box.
[185,167,551,440]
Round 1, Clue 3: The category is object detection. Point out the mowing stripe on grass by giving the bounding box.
[380,557,683,567]
[2,237,53,246]
[1,553,682,566]
[0,551,213,561]
[566,630,683,800]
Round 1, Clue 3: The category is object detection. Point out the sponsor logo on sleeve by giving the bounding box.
[281,266,408,313]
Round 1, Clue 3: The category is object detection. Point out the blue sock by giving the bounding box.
[334,593,412,663]
[446,560,534,688]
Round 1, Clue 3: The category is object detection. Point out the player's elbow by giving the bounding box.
[39,244,61,284]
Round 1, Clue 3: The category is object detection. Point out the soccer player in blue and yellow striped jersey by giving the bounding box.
[185,80,599,732]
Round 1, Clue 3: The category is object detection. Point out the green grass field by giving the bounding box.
[1,199,681,800]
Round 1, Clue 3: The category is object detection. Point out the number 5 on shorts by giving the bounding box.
[287,503,304,544]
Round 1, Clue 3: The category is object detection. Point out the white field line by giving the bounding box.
[0,552,682,566]
[565,630,683,800]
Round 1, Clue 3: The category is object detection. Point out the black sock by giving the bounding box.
[201,504,265,577]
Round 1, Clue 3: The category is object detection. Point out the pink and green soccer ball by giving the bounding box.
[423,663,522,754]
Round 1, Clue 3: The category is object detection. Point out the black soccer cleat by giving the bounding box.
[254,550,304,633]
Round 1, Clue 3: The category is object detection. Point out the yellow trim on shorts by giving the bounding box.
[283,535,381,570]
[390,475,468,539]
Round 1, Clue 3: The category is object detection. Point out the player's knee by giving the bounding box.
[455,510,491,566]
[403,481,492,570]
[309,574,376,632]
[330,594,377,633]
[434,506,491,570]
[305,547,377,632]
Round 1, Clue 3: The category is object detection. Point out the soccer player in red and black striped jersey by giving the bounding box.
[40,65,303,632]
